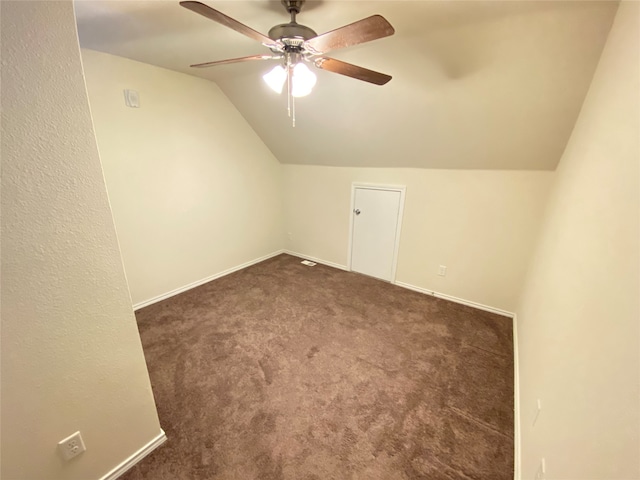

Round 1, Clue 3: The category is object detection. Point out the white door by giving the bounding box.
[350,187,403,282]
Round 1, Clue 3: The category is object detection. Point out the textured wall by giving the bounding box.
[81,49,284,306]
[1,2,162,479]
[516,2,639,478]
[282,165,553,313]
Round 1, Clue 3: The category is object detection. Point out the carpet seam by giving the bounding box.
[431,456,477,480]
[466,343,510,360]
[447,405,511,440]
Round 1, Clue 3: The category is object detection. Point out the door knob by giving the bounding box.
[354,209,361,215]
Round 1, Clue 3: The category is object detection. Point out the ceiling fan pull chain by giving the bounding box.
[285,53,296,126]
[286,53,292,119]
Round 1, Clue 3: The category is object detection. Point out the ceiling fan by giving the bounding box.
[180,0,395,123]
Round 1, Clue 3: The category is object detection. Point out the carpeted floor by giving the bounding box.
[122,254,514,480]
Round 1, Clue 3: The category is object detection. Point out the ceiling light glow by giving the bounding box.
[262,62,317,98]
[263,65,287,94]
[291,63,316,98]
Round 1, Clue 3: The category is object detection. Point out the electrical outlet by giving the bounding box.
[58,431,86,461]
[535,458,546,480]
[287,232,293,240]
[438,265,447,276]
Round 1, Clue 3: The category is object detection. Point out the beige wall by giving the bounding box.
[516,2,639,478]
[282,166,553,313]
[80,47,558,315]
[1,2,162,479]
[81,49,284,307]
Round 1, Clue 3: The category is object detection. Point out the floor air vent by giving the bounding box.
[301,260,317,266]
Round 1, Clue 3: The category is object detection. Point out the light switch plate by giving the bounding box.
[124,89,140,108]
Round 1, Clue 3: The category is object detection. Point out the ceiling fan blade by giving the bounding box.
[191,54,281,68]
[314,57,392,85]
[304,15,394,55]
[180,1,281,50]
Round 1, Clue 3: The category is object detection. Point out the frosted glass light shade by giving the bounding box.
[263,65,287,94]
[291,63,317,98]
[262,63,317,97]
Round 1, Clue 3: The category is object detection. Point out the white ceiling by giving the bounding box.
[75,0,618,170]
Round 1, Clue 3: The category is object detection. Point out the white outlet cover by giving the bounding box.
[438,265,447,276]
[58,431,86,461]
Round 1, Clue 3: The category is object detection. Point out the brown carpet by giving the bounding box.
[123,254,513,480]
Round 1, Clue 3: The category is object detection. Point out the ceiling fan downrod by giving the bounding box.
[282,0,304,23]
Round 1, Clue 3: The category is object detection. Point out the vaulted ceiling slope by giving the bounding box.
[75,1,617,170]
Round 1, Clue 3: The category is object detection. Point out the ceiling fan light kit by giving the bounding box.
[264,62,317,97]
[180,0,395,126]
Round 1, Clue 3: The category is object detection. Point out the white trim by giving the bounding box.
[282,250,348,271]
[278,250,515,319]
[99,430,167,480]
[513,314,522,480]
[133,250,284,310]
[393,281,515,318]
[347,183,406,283]
[347,188,356,272]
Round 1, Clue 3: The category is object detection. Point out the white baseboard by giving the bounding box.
[133,250,284,310]
[280,251,512,318]
[282,250,349,271]
[513,315,521,480]
[393,281,515,318]
[99,430,167,480]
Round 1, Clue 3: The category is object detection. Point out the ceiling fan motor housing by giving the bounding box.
[268,23,317,50]
[270,0,316,52]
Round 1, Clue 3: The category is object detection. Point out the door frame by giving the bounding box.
[347,183,406,283]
